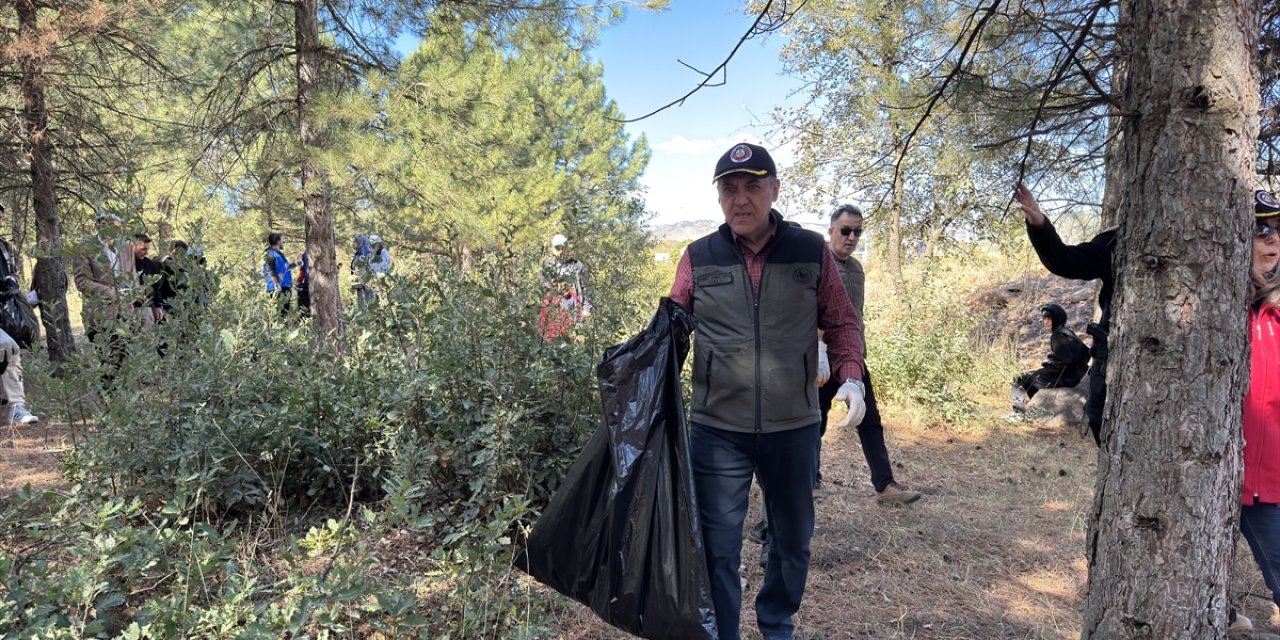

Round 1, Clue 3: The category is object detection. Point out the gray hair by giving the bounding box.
[829,204,863,226]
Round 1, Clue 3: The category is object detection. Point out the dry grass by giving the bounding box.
[546,402,1279,639]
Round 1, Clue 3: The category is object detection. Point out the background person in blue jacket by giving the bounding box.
[262,232,294,315]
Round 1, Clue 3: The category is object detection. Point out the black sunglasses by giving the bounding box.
[1258,220,1280,238]
[838,226,863,238]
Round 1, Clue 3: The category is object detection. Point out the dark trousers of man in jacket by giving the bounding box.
[818,370,893,491]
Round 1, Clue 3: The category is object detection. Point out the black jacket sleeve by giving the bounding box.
[1025,219,1114,282]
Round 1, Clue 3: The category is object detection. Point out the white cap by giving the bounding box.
[551,233,567,247]
[369,234,382,244]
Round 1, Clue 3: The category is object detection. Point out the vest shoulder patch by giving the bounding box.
[697,272,734,287]
[791,267,815,285]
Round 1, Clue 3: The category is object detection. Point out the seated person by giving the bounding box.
[1011,303,1089,413]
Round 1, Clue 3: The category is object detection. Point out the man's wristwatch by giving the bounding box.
[844,379,865,398]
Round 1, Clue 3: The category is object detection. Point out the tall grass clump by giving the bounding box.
[863,247,1027,425]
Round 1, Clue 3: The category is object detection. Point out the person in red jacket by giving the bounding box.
[1242,189,1280,621]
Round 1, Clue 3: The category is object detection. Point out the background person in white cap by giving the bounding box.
[668,141,867,640]
[351,234,392,308]
[539,233,589,339]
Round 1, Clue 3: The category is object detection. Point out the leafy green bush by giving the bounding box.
[7,239,673,638]
[0,485,560,639]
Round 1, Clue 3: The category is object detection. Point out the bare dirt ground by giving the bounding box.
[0,420,76,496]
[546,412,1280,640]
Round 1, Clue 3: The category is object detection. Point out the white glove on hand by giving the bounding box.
[835,381,866,429]
[816,342,831,387]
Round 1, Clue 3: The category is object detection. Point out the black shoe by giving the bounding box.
[759,540,769,568]
[748,519,768,545]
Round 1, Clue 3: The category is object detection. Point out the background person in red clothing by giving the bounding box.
[668,142,866,640]
[1241,189,1280,620]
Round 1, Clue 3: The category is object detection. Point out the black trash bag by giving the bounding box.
[517,298,715,639]
[0,291,39,350]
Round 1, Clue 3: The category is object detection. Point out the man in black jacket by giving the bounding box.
[1013,183,1114,444]
[1011,303,1089,414]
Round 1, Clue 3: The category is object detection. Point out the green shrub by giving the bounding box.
[8,242,664,638]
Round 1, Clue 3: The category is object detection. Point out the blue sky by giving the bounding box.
[592,2,803,226]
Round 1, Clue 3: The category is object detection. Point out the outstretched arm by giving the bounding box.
[1015,182,1114,282]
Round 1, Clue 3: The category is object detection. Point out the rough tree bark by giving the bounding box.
[16,0,77,363]
[1082,0,1259,636]
[295,0,342,341]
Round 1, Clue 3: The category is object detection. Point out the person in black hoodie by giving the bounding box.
[1013,183,1115,444]
[1010,303,1089,415]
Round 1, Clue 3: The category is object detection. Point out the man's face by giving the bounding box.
[134,241,150,259]
[717,174,779,242]
[828,212,864,260]
[98,219,123,245]
[1041,315,1054,332]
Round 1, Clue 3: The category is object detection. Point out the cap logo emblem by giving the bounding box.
[1260,190,1280,208]
[729,144,753,163]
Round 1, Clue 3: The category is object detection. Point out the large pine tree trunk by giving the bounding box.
[1082,0,1259,636]
[295,0,342,340]
[17,0,76,363]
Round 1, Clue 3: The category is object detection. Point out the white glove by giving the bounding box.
[816,342,831,387]
[835,380,866,428]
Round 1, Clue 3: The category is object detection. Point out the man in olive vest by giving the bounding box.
[668,142,867,640]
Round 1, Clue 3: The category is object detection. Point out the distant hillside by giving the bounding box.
[646,218,830,244]
[646,220,720,243]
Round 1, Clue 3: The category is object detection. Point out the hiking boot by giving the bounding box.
[747,519,768,545]
[1229,609,1252,632]
[876,482,921,505]
[813,479,828,501]
[758,539,770,569]
[9,404,38,425]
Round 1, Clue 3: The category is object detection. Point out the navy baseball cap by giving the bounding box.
[1256,190,1280,218]
[713,143,777,183]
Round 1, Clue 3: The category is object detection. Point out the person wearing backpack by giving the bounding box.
[0,203,39,425]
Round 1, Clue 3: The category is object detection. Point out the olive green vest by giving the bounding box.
[687,216,824,433]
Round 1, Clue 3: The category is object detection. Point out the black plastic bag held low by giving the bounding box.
[518,298,715,639]
[0,282,38,350]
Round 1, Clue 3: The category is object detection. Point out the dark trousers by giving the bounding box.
[1243,501,1280,608]
[1084,365,1106,445]
[817,370,894,492]
[691,422,819,640]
